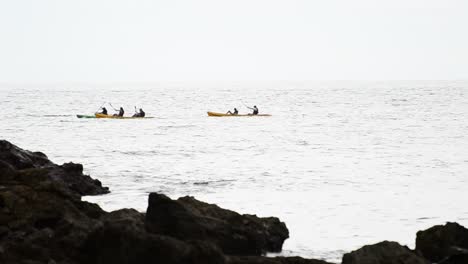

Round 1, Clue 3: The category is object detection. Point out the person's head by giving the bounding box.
[120,107,123,110]
[103,107,106,110]
[139,108,143,111]
[234,108,237,110]
[254,105,257,108]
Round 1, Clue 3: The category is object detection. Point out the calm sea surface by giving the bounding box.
[1,81,468,262]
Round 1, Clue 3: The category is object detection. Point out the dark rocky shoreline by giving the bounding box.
[0,140,466,264]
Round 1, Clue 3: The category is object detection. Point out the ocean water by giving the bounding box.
[1,81,468,262]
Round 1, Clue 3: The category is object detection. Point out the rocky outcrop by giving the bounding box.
[0,140,109,196]
[82,209,226,264]
[226,256,332,264]
[0,181,105,263]
[439,252,468,264]
[342,241,429,264]
[416,222,468,263]
[0,140,52,169]
[146,193,289,256]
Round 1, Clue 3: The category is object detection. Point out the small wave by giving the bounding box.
[193,181,210,185]
[43,114,74,117]
[416,216,436,220]
[180,179,236,186]
[161,125,197,129]
[111,150,159,156]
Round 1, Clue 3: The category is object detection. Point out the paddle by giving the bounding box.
[241,100,252,109]
[95,102,106,114]
[108,103,119,112]
[241,100,254,113]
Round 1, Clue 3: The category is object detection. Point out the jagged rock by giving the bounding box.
[0,184,103,264]
[0,140,51,170]
[146,193,289,256]
[416,222,468,262]
[342,241,429,264]
[0,140,108,196]
[179,196,289,252]
[439,252,468,264]
[83,208,226,264]
[226,256,333,264]
[0,160,16,181]
[48,162,108,196]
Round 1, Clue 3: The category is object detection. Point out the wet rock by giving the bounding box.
[342,241,429,264]
[415,222,468,263]
[146,193,289,256]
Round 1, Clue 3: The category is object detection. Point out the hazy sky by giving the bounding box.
[1,0,467,82]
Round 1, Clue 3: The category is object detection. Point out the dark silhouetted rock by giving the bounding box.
[439,252,468,264]
[0,184,103,264]
[0,140,52,169]
[342,241,429,264]
[0,140,108,196]
[416,222,468,262]
[179,196,289,252]
[146,193,289,256]
[227,256,333,264]
[0,160,16,182]
[83,208,226,264]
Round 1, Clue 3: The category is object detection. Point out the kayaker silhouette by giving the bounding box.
[100,107,108,115]
[226,108,238,115]
[133,108,145,117]
[247,105,258,115]
[113,107,124,117]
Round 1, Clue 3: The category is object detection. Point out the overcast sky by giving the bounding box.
[0,0,467,82]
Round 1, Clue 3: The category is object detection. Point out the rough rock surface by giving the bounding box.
[439,252,468,264]
[146,193,289,255]
[342,241,429,264]
[226,256,332,264]
[82,209,226,264]
[0,140,109,196]
[416,222,468,263]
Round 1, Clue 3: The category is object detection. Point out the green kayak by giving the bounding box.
[76,114,96,118]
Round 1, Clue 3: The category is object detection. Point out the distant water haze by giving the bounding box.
[1,81,467,262]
